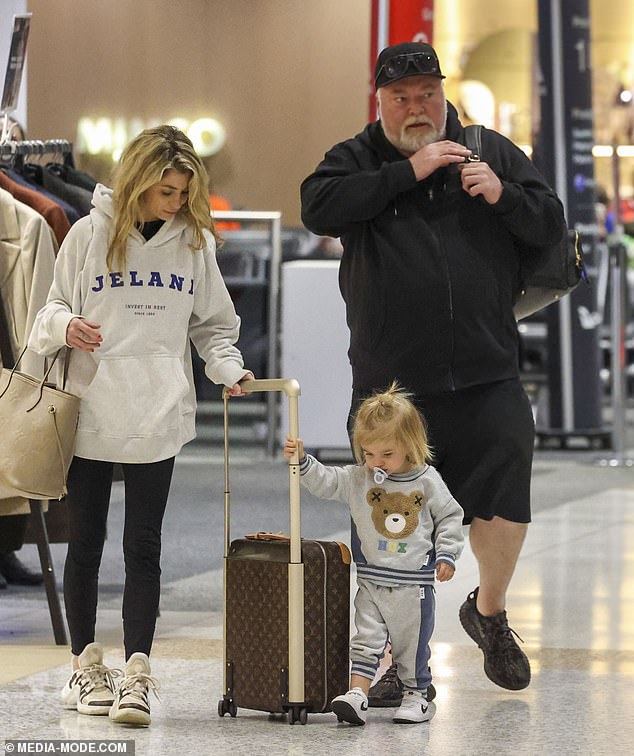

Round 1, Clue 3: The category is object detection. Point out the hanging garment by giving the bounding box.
[0,187,57,375]
[40,167,93,217]
[51,163,97,193]
[0,171,71,244]
[0,285,27,515]
[5,167,81,225]
[0,190,57,514]
[18,163,92,217]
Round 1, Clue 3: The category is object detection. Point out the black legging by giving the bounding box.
[63,456,175,660]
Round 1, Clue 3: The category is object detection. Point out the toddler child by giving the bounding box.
[284,382,464,725]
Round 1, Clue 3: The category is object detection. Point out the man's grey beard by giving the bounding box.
[391,124,447,154]
[380,100,448,155]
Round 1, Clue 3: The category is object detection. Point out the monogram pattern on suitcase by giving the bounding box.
[302,541,350,710]
[226,557,289,713]
[225,539,350,714]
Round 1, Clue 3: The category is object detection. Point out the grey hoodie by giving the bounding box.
[299,454,464,586]
[29,184,246,463]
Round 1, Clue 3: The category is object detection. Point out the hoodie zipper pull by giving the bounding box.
[428,187,434,201]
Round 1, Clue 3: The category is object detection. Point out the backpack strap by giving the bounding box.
[463,124,483,161]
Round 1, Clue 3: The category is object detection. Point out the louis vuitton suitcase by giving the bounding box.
[217,379,351,725]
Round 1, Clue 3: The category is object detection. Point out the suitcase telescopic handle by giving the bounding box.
[240,377,300,398]
[222,378,302,563]
[222,378,306,705]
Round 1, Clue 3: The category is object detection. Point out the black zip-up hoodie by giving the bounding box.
[300,103,566,395]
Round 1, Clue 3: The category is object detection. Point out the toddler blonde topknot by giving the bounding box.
[351,381,432,467]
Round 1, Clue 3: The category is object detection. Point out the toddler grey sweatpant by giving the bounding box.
[350,578,435,691]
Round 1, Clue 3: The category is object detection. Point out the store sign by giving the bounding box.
[76,116,226,160]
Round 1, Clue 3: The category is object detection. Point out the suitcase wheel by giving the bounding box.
[288,706,308,725]
[218,698,237,718]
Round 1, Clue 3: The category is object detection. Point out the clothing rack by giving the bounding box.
[0,182,68,645]
[0,138,72,156]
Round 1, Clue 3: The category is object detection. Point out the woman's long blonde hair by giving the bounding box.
[107,124,219,271]
[352,382,433,466]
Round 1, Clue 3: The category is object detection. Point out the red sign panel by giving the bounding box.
[389,0,434,45]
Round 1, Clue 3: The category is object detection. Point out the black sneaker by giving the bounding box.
[368,663,436,707]
[459,587,531,690]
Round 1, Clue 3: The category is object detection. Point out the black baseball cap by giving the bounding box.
[374,42,445,89]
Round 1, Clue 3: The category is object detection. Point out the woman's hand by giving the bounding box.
[66,317,102,352]
[226,371,255,397]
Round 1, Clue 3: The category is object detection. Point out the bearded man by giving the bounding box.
[301,42,566,703]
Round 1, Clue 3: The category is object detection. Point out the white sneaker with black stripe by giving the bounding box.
[60,642,120,716]
[109,653,159,726]
[393,689,436,724]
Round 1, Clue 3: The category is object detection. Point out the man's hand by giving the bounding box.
[458,161,503,204]
[409,140,472,182]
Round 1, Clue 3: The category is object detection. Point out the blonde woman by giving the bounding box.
[29,125,253,726]
[284,383,464,726]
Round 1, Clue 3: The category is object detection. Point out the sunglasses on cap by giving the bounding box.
[375,52,442,86]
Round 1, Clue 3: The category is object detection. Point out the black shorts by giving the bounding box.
[349,379,534,525]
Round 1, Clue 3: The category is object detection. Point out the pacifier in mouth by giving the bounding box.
[373,467,388,484]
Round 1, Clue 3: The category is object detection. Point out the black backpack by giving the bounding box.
[463,124,586,320]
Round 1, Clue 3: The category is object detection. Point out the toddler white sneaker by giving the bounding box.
[393,689,436,724]
[331,687,369,726]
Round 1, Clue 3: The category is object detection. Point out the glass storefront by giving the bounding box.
[433,0,633,217]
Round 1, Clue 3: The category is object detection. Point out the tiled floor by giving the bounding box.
[1,451,634,755]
